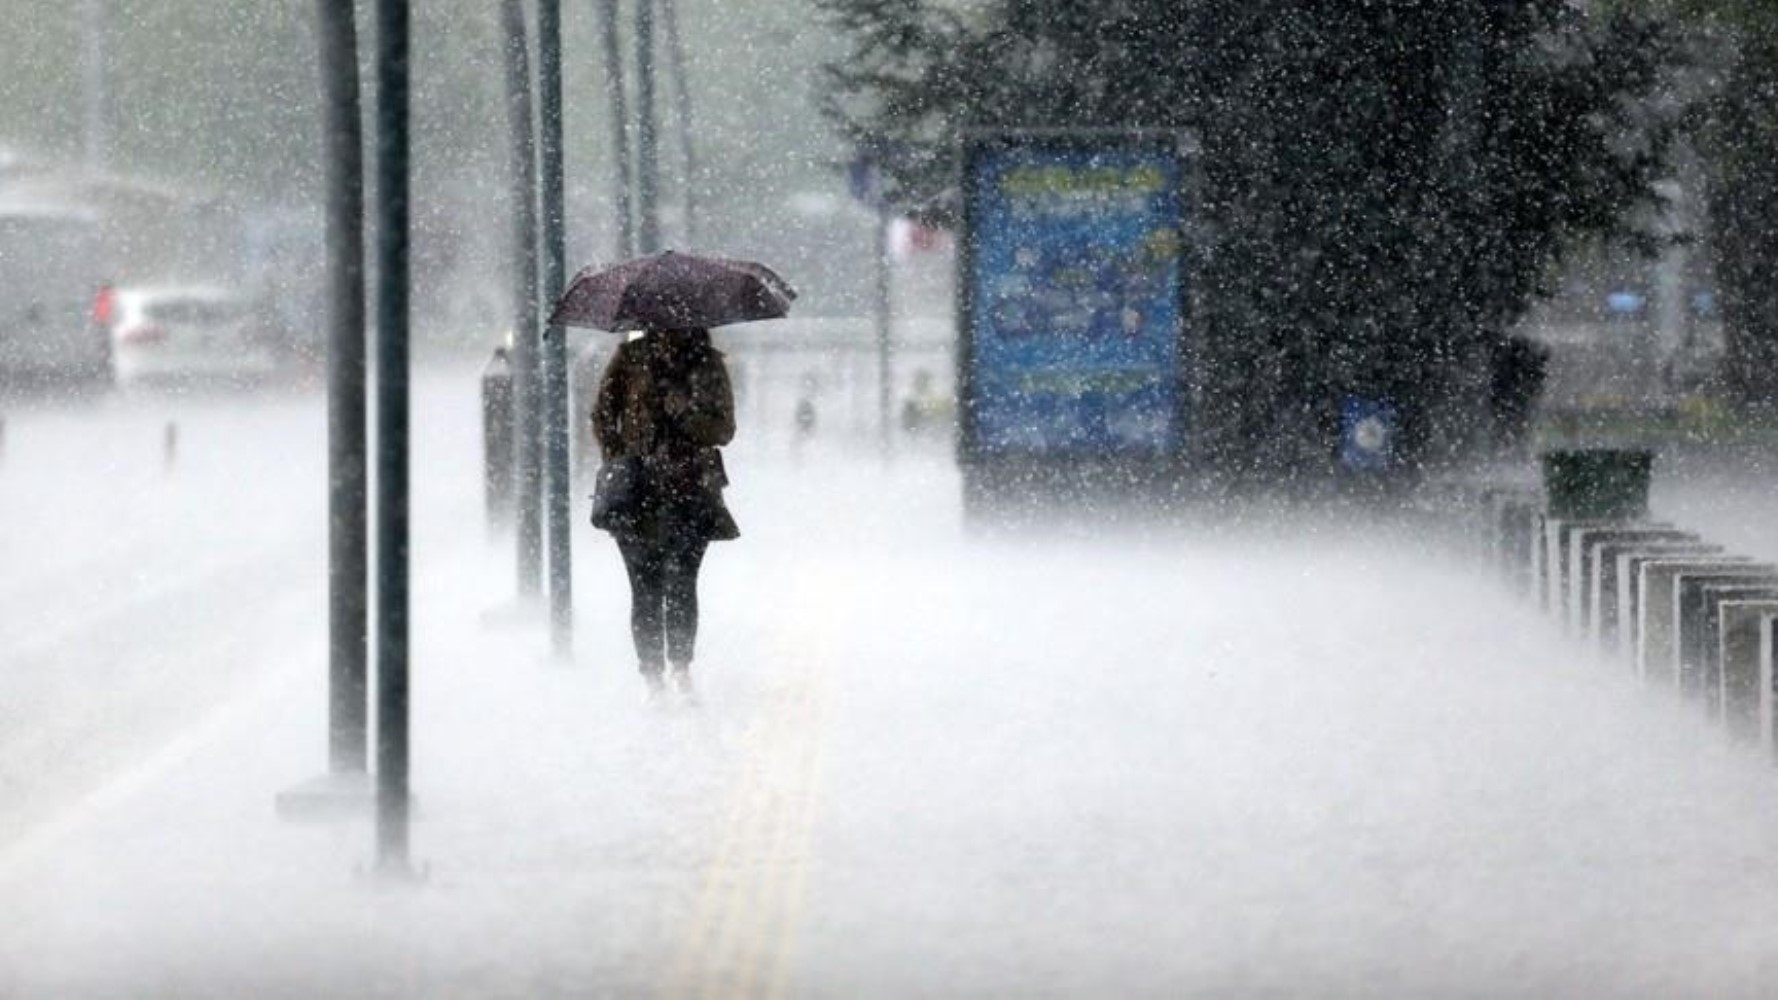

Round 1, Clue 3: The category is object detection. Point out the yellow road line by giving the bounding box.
[664,572,842,1000]
[765,673,833,1000]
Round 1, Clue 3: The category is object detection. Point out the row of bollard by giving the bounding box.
[1467,449,1778,758]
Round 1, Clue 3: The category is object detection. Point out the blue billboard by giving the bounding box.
[962,136,1186,458]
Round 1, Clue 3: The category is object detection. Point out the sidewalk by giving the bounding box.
[9,447,1778,997]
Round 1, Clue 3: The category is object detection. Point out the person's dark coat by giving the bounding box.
[591,330,739,542]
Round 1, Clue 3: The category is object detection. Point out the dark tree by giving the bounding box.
[818,0,1681,483]
[1617,1,1778,405]
[1703,13,1778,405]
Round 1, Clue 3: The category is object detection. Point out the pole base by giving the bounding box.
[274,771,375,822]
[479,596,547,628]
[356,858,431,887]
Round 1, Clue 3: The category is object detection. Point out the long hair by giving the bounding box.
[641,326,718,381]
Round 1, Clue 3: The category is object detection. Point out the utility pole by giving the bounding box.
[274,0,371,824]
[856,155,895,457]
[538,0,573,658]
[635,0,661,254]
[372,0,414,878]
[659,0,697,246]
[502,0,544,600]
[598,0,635,258]
[875,202,894,457]
[81,0,109,170]
[319,0,369,779]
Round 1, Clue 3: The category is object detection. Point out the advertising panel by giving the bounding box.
[961,134,1186,459]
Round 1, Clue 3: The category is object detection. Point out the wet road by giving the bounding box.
[5,373,1778,996]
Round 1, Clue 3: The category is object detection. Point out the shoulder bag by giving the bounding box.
[590,454,648,531]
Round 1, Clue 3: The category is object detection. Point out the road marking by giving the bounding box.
[664,570,841,1000]
[0,646,306,889]
[0,537,313,663]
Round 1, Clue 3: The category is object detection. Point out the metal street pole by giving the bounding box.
[81,0,109,170]
[875,199,894,458]
[502,0,544,600]
[659,0,697,246]
[635,0,661,254]
[274,0,372,824]
[538,0,574,658]
[320,0,369,776]
[597,0,635,258]
[372,0,413,876]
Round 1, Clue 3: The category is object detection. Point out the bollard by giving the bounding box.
[1634,558,1760,684]
[1690,581,1778,717]
[1584,532,1699,642]
[1565,525,1681,634]
[1760,615,1778,758]
[1676,572,1778,702]
[1478,484,1535,581]
[1613,547,1719,664]
[1499,496,1541,595]
[1543,518,1619,623]
[1666,567,1775,695]
[482,346,515,530]
[1532,509,1552,608]
[1719,601,1778,744]
[1600,540,1717,658]
[163,421,178,472]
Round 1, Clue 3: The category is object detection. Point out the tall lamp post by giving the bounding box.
[82,0,109,170]
[659,0,697,246]
[598,0,635,258]
[635,0,661,254]
[275,0,372,823]
[538,0,573,657]
[372,0,414,877]
[318,0,371,786]
[502,0,545,601]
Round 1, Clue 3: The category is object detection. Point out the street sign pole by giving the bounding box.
[274,0,373,824]
[320,0,369,778]
[502,0,544,600]
[372,0,413,877]
[82,0,109,170]
[659,0,697,246]
[597,0,635,258]
[875,196,893,459]
[852,156,894,458]
[635,0,661,254]
[538,0,573,658]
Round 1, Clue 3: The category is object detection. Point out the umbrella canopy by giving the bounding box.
[548,250,796,333]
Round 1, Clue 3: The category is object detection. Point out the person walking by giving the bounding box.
[549,249,792,703]
[591,326,739,704]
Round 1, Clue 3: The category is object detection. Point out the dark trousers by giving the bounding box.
[616,535,709,674]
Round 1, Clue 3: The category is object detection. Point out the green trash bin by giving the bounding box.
[1541,448,1653,521]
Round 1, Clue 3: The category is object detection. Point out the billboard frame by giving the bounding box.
[955,128,1202,511]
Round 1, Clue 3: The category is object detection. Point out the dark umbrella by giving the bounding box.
[548,250,796,332]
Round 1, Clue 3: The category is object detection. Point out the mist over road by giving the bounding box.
[4,367,1778,995]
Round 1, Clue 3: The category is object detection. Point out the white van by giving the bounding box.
[0,204,111,389]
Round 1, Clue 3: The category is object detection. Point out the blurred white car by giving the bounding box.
[109,285,280,387]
